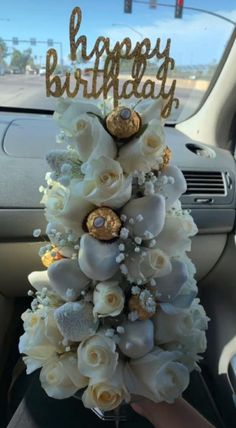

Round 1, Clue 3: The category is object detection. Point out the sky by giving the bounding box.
[0,0,235,67]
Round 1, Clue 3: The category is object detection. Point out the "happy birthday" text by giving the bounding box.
[46,6,179,118]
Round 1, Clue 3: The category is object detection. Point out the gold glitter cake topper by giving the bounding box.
[46,6,179,118]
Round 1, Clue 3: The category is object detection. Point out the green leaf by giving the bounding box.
[135,123,148,139]
[87,111,105,127]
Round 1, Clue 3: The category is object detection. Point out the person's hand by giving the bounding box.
[131,397,215,428]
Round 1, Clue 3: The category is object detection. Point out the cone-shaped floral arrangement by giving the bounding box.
[19,98,209,411]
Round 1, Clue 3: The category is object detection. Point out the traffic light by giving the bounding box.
[30,38,36,46]
[12,37,18,45]
[47,39,54,47]
[175,0,184,19]
[149,0,157,9]
[124,0,132,14]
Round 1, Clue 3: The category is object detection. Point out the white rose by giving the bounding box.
[21,308,45,332]
[21,308,62,345]
[53,98,101,129]
[79,156,132,209]
[190,298,209,330]
[82,362,130,411]
[163,330,207,371]
[153,307,193,344]
[126,248,171,284]
[156,212,198,257]
[179,253,197,278]
[168,277,198,309]
[20,329,56,374]
[93,281,125,318]
[135,98,163,124]
[69,114,116,162]
[19,308,63,374]
[155,299,209,343]
[22,349,56,375]
[125,347,189,403]
[170,255,198,308]
[118,119,165,174]
[180,330,207,357]
[41,179,94,236]
[40,353,88,399]
[77,333,118,381]
[153,299,208,356]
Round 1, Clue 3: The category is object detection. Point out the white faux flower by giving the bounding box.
[126,248,172,284]
[93,281,125,318]
[179,253,197,278]
[155,212,198,257]
[190,298,209,330]
[19,308,63,374]
[69,114,116,162]
[46,221,77,258]
[118,119,165,174]
[53,98,101,129]
[153,299,208,346]
[41,179,94,236]
[157,166,187,210]
[168,277,198,309]
[82,363,130,411]
[163,330,207,371]
[135,98,163,124]
[169,254,198,308]
[125,347,189,403]
[40,353,88,399]
[77,333,118,381]
[153,299,208,370]
[78,156,132,209]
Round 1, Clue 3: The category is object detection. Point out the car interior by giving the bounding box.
[0,1,236,428]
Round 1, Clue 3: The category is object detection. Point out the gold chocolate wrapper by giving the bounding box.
[41,248,64,268]
[106,106,141,140]
[160,146,172,171]
[86,207,121,241]
[128,295,155,320]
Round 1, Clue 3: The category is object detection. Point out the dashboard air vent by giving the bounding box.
[182,171,226,195]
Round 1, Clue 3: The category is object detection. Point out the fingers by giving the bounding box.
[130,398,216,428]
[131,399,161,427]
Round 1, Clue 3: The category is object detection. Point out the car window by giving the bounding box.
[0,0,235,122]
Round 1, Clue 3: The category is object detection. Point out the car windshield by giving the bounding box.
[0,0,235,122]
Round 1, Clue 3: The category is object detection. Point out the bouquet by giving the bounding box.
[19,98,208,412]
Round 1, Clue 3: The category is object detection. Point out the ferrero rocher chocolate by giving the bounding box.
[128,295,155,320]
[41,248,64,268]
[105,106,141,140]
[86,207,121,241]
[160,146,172,171]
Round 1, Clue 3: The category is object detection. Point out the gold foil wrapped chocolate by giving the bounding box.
[105,107,141,140]
[86,207,121,241]
[128,295,155,320]
[160,146,172,171]
[41,248,64,268]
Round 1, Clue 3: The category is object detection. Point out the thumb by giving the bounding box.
[131,399,160,427]
[131,402,146,418]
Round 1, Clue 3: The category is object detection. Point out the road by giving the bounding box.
[0,74,206,122]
